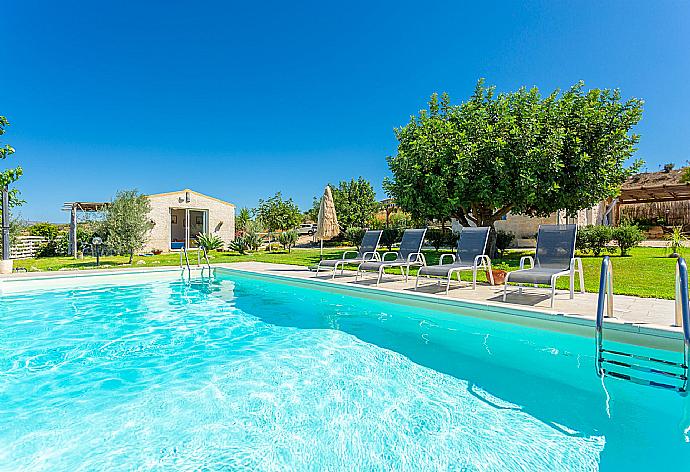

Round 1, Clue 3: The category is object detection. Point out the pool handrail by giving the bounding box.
[675,257,690,392]
[596,255,689,394]
[595,256,614,374]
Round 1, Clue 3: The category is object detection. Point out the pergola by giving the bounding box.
[61,201,108,257]
[618,183,690,204]
[601,182,690,226]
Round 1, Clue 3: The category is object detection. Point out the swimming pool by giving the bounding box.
[1,269,688,470]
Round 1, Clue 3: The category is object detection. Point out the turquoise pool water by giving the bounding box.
[1,271,689,471]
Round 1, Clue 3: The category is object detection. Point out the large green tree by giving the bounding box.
[384,80,643,228]
[102,190,154,263]
[307,178,379,229]
[256,192,302,232]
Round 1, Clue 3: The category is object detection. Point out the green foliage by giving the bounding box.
[344,227,366,248]
[663,163,675,172]
[229,236,250,255]
[576,225,615,256]
[426,229,458,250]
[236,207,251,234]
[384,80,643,228]
[613,222,645,256]
[681,167,690,184]
[277,230,298,253]
[0,116,22,205]
[101,190,153,263]
[666,226,687,257]
[495,230,515,257]
[28,222,59,240]
[329,177,379,229]
[388,211,412,229]
[196,233,224,251]
[305,197,320,223]
[380,228,403,251]
[256,192,302,232]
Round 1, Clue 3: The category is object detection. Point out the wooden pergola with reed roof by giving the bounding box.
[604,167,690,228]
[62,201,108,257]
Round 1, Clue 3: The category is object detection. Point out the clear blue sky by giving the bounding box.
[3,0,689,222]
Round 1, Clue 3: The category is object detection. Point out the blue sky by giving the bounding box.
[2,1,689,222]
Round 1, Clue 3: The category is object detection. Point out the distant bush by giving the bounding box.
[277,230,298,253]
[27,222,59,240]
[344,227,365,248]
[495,230,515,257]
[426,229,458,251]
[380,228,403,251]
[613,223,645,256]
[577,225,615,256]
[266,242,282,252]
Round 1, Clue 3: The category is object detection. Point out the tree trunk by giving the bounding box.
[129,251,134,264]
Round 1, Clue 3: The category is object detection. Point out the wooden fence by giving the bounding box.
[9,236,47,259]
[620,201,690,228]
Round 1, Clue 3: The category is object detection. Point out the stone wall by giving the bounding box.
[144,190,235,252]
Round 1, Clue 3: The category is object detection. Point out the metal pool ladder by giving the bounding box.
[595,256,690,394]
[179,245,213,278]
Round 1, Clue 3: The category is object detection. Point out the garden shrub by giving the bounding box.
[426,229,458,250]
[495,230,515,257]
[228,236,250,255]
[576,225,614,256]
[344,227,365,248]
[380,228,403,251]
[196,233,224,251]
[613,223,644,256]
[277,230,298,252]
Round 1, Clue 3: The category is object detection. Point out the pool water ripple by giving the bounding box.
[0,274,688,470]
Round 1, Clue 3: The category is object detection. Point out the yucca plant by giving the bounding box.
[196,233,224,251]
[228,235,250,254]
[666,226,687,258]
[277,230,298,253]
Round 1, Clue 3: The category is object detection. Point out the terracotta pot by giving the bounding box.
[487,269,507,285]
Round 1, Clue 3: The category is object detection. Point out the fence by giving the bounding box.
[621,200,690,228]
[9,236,47,259]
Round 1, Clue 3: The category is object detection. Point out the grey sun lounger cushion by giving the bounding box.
[358,229,427,271]
[504,267,568,285]
[318,230,382,267]
[418,227,490,277]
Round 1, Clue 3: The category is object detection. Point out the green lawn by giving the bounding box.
[13,246,679,299]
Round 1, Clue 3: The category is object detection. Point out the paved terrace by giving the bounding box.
[224,261,685,340]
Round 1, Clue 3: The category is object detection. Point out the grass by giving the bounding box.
[12,246,680,299]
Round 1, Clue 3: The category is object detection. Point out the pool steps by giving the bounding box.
[596,256,690,394]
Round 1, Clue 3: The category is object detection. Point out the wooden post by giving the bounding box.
[2,186,10,260]
[70,204,78,258]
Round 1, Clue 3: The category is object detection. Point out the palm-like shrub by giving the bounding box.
[196,233,224,251]
[277,230,298,253]
[229,236,250,254]
[666,226,687,258]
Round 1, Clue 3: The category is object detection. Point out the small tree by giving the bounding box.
[102,190,153,263]
[613,222,644,256]
[495,230,515,258]
[330,177,379,229]
[256,192,302,233]
[1,116,23,257]
[236,207,251,234]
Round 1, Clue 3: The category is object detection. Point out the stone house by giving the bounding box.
[144,189,235,252]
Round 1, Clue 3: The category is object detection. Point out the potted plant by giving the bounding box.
[486,262,511,285]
